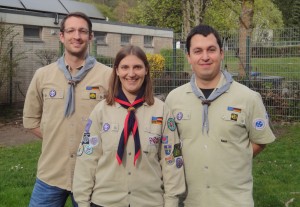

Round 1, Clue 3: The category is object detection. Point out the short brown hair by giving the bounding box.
[106,45,154,106]
[60,12,92,34]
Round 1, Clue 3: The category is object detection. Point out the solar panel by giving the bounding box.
[61,0,105,19]
[20,0,68,14]
[0,0,25,9]
[0,0,105,20]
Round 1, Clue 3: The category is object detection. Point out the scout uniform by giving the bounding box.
[23,61,112,191]
[165,72,276,207]
[73,97,186,207]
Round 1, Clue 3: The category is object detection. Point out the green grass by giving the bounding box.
[0,124,299,207]
[253,124,300,207]
[0,141,75,207]
[223,55,300,79]
[0,141,40,207]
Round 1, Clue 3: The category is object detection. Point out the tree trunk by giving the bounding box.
[238,0,254,78]
[182,0,212,38]
[182,0,191,39]
[193,0,201,26]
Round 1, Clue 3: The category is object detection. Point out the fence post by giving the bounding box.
[92,39,97,57]
[246,35,251,86]
[172,39,177,88]
[9,41,13,105]
[59,41,64,56]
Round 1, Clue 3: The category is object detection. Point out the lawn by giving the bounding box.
[0,124,299,207]
[223,55,300,80]
[253,124,300,207]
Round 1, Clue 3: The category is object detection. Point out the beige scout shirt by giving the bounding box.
[165,73,275,207]
[23,61,112,191]
[73,97,186,207]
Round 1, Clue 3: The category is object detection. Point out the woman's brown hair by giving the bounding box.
[106,45,154,105]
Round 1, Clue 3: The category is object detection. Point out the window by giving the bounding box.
[94,31,107,45]
[144,35,153,47]
[24,25,42,41]
[121,34,131,45]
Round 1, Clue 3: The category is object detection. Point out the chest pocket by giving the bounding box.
[81,91,105,101]
[174,110,191,122]
[100,123,120,152]
[143,125,162,153]
[82,85,107,101]
[173,110,194,140]
[43,89,64,100]
[221,111,246,126]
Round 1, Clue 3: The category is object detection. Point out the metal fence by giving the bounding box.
[154,28,300,122]
[0,28,299,121]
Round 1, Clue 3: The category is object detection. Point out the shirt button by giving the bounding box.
[128,191,131,194]
[70,154,74,158]
[128,172,131,175]
[206,185,210,189]
[204,166,208,169]
[128,152,131,156]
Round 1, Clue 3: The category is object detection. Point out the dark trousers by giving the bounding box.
[91,203,103,207]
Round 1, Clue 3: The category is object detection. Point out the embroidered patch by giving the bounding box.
[173,143,182,157]
[230,113,238,121]
[151,116,163,124]
[165,155,174,165]
[176,157,183,168]
[85,119,92,133]
[103,123,110,131]
[77,144,84,156]
[176,112,183,120]
[86,86,99,90]
[253,118,265,130]
[49,89,56,97]
[161,136,168,144]
[82,132,90,144]
[89,136,99,147]
[89,92,96,99]
[149,136,160,145]
[167,118,176,131]
[227,106,241,113]
[84,144,93,155]
[164,145,172,155]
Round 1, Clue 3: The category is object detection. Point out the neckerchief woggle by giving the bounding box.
[115,86,145,166]
[57,55,96,117]
[190,70,233,134]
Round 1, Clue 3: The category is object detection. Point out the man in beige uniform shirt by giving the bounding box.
[23,12,111,207]
[165,24,275,206]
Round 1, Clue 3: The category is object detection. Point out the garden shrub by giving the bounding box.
[146,53,165,78]
[160,48,185,71]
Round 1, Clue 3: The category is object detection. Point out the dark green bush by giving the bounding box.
[96,55,114,67]
[160,48,185,71]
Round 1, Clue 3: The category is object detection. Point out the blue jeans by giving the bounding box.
[29,178,78,207]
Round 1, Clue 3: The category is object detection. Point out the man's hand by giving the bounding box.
[29,127,43,139]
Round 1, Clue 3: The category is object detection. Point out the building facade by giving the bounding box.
[0,0,173,104]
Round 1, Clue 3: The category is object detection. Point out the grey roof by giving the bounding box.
[0,0,105,19]
[0,0,24,9]
[21,0,67,14]
[61,0,105,19]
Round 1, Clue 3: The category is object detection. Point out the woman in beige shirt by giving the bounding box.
[73,45,185,207]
